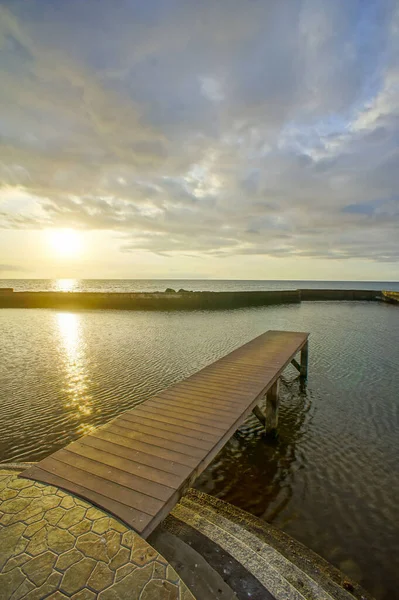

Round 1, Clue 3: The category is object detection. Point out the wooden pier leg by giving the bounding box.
[265,379,279,435]
[252,405,266,427]
[300,341,309,378]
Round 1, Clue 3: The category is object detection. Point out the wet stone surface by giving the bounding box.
[0,470,195,599]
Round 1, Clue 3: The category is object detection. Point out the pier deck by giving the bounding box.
[22,330,308,538]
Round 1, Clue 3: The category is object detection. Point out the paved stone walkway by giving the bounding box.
[0,469,195,600]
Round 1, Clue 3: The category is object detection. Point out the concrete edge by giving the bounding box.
[186,488,374,600]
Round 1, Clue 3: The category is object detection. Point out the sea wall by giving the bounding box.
[0,288,388,310]
[0,289,301,310]
[299,289,381,302]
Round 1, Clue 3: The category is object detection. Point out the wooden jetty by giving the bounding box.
[22,330,309,538]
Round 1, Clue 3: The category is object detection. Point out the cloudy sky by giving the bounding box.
[0,0,398,280]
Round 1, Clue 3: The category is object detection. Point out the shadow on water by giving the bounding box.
[195,373,314,524]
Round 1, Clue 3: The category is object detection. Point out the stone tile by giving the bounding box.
[26,526,48,556]
[104,530,120,559]
[0,476,14,492]
[22,551,57,586]
[153,561,167,579]
[99,563,153,600]
[130,539,159,566]
[110,520,126,534]
[58,506,86,529]
[0,497,31,514]
[0,487,18,500]
[88,561,114,592]
[71,589,96,600]
[86,507,104,520]
[69,519,91,536]
[55,549,84,572]
[24,520,46,538]
[0,567,26,599]
[31,495,60,512]
[60,557,96,595]
[109,547,130,571]
[42,486,58,496]
[23,571,61,600]
[73,497,90,508]
[3,553,31,573]
[10,578,35,600]
[156,554,169,566]
[60,496,75,509]
[46,592,69,600]
[92,516,111,534]
[22,508,45,525]
[76,532,109,562]
[115,563,136,582]
[141,579,179,600]
[121,530,136,549]
[0,522,27,569]
[166,565,180,585]
[46,507,67,526]
[47,527,75,554]
[179,586,195,600]
[19,487,43,498]
[8,478,33,490]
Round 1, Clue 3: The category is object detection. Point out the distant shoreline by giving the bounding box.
[0,288,397,311]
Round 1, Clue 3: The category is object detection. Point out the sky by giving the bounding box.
[0,0,398,280]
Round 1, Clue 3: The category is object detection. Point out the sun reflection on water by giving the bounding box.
[55,279,78,292]
[57,312,93,426]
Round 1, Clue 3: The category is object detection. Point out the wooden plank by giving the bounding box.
[127,404,230,433]
[92,428,198,468]
[22,466,153,533]
[53,449,173,503]
[122,412,221,444]
[114,419,213,451]
[168,379,265,400]
[22,330,309,538]
[127,403,229,432]
[158,387,248,408]
[104,423,206,458]
[68,441,184,489]
[35,455,163,515]
[144,397,240,421]
[79,435,192,478]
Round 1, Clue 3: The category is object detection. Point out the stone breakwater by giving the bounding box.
[0,288,389,311]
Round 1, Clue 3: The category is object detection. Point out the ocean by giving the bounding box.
[1,278,399,293]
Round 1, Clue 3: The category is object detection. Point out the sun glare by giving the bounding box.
[48,229,82,257]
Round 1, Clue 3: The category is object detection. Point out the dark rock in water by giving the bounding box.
[165,288,176,293]
[178,289,191,293]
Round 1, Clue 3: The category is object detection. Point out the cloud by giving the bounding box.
[0,0,398,264]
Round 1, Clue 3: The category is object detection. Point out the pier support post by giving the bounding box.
[265,379,279,435]
[252,405,266,427]
[300,341,308,379]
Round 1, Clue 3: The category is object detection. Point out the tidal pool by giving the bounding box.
[0,302,398,598]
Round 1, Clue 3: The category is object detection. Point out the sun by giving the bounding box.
[48,229,82,257]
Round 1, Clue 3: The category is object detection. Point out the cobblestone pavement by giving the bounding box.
[0,470,195,600]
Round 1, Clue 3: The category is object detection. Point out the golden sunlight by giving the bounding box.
[48,229,82,257]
